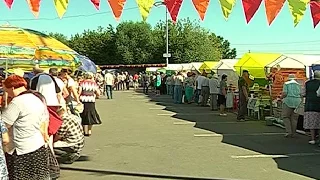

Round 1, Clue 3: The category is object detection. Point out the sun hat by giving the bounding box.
[288,74,296,80]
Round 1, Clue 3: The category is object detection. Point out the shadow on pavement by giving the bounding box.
[134,90,320,180]
[60,166,239,180]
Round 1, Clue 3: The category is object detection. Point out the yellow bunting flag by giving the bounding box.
[192,0,210,21]
[218,0,236,20]
[108,0,126,21]
[287,0,310,27]
[26,0,41,18]
[136,0,155,21]
[53,0,69,19]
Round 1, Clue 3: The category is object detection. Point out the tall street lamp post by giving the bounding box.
[154,1,170,66]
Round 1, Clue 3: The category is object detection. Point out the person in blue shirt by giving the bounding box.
[281,74,302,138]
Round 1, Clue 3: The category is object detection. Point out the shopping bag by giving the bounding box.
[294,102,304,116]
[182,95,185,103]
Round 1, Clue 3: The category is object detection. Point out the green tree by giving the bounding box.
[68,25,116,65]
[115,21,154,64]
[48,19,237,65]
[215,36,237,59]
[153,19,226,63]
[48,32,70,46]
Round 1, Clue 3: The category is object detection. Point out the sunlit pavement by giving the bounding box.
[60,90,319,180]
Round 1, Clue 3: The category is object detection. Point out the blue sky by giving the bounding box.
[0,0,319,57]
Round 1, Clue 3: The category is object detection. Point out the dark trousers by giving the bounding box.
[143,83,149,93]
[106,85,113,99]
[237,93,247,120]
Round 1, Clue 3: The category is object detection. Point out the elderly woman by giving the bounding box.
[2,75,50,180]
[79,72,101,136]
[304,70,320,144]
[281,74,301,138]
[184,72,195,104]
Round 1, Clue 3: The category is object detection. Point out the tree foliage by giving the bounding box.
[48,19,237,65]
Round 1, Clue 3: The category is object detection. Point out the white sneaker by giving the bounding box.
[309,140,316,145]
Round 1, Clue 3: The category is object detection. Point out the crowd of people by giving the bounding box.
[0,67,102,180]
[138,70,244,117]
[138,69,320,147]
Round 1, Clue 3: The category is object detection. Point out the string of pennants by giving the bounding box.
[3,0,320,27]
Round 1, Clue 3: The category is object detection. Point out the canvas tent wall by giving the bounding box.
[234,53,281,78]
[216,59,239,87]
[165,64,183,71]
[190,62,202,73]
[146,67,160,72]
[180,63,193,71]
[199,61,219,73]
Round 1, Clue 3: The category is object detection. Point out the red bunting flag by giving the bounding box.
[165,0,183,23]
[192,0,210,21]
[4,0,13,8]
[265,0,285,25]
[26,0,41,18]
[242,0,262,23]
[90,0,100,10]
[310,0,320,28]
[108,0,126,20]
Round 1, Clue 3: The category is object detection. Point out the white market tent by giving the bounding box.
[180,63,193,71]
[265,54,320,78]
[190,62,202,72]
[146,67,160,72]
[216,59,239,87]
[165,64,183,71]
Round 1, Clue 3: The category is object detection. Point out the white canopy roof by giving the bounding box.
[216,59,238,70]
[180,63,193,70]
[190,62,202,72]
[165,64,183,71]
[266,54,320,69]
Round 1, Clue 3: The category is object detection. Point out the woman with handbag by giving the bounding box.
[2,75,50,180]
[281,74,301,138]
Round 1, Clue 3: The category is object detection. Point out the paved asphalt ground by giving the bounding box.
[60,90,320,180]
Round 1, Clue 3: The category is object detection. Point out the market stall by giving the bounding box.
[199,61,219,73]
[216,59,239,88]
[190,62,202,73]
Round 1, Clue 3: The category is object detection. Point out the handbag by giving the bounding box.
[294,102,304,116]
[47,146,60,179]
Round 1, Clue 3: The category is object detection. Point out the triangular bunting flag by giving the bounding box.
[90,0,100,10]
[108,0,126,21]
[192,0,210,21]
[310,0,320,28]
[241,0,263,23]
[218,0,236,20]
[265,0,285,25]
[136,0,155,21]
[26,0,41,18]
[4,0,14,8]
[164,0,183,22]
[287,0,310,27]
[54,0,69,19]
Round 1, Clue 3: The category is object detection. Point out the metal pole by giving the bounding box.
[165,7,169,65]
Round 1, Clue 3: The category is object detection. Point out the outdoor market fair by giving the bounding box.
[146,53,320,133]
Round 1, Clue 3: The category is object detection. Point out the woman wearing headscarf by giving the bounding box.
[79,72,101,136]
[304,70,320,144]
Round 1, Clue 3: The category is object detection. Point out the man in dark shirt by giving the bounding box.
[237,70,249,121]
